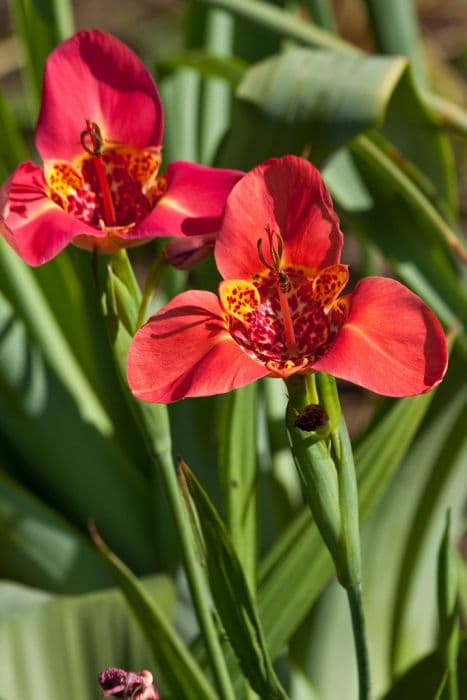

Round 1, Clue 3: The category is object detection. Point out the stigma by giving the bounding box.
[257,227,297,353]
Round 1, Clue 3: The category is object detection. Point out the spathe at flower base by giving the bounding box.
[0,30,242,266]
[127,155,448,403]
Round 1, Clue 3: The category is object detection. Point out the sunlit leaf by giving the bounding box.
[0,576,172,700]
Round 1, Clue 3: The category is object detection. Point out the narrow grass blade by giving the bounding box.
[180,460,288,700]
[218,384,258,589]
[92,527,218,700]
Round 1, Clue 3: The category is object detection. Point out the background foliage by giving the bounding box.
[0,1,466,698]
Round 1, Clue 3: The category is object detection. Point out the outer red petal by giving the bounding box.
[136,161,243,239]
[36,30,163,162]
[215,155,343,280]
[0,162,99,266]
[313,277,448,396]
[127,290,268,403]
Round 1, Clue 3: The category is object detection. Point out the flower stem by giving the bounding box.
[286,373,371,699]
[347,583,371,700]
[102,252,236,700]
[135,252,167,330]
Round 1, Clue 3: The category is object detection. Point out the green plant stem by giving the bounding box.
[102,253,236,700]
[286,373,370,698]
[347,583,371,700]
[445,669,459,700]
[437,510,460,700]
[135,252,168,330]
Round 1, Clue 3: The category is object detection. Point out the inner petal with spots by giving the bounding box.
[45,139,165,235]
[219,264,350,377]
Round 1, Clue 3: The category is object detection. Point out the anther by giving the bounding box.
[257,229,291,292]
[80,120,104,156]
[79,120,117,226]
[257,227,285,274]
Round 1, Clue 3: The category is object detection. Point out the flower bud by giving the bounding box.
[98,667,159,699]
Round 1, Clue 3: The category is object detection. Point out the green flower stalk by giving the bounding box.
[437,510,460,700]
[286,372,369,700]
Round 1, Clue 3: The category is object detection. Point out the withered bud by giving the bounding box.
[98,667,159,699]
[294,404,328,432]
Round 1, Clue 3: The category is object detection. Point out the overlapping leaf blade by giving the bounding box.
[180,461,288,700]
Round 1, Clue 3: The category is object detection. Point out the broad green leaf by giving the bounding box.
[0,582,51,624]
[0,576,173,700]
[31,249,154,472]
[0,240,111,435]
[198,0,467,143]
[216,47,406,169]
[0,469,111,592]
[93,529,217,700]
[389,385,467,677]
[381,637,467,700]
[205,0,458,212]
[0,285,157,575]
[180,461,288,700]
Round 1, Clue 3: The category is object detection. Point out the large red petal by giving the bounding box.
[36,30,163,162]
[215,155,343,280]
[127,290,268,403]
[1,162,100,265]
[313,277,448,396]
[136,161,243,239]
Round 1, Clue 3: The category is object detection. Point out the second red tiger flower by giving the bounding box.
[127,155,448,403]
[0,30,241,266]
